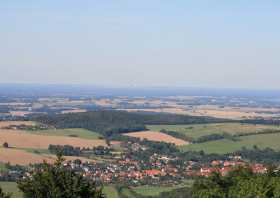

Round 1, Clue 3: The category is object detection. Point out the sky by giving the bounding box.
[0,1,279,89]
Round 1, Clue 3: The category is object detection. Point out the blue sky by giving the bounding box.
[0,1,279,89]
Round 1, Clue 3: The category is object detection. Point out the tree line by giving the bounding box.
[31,110,227,137]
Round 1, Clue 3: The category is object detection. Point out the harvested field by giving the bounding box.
[0,148,54,165]
[0,121,36,129]
[124,131,189,146]
[9,111,33,117]
[61,109,87,114]
[0,130,107,149]
[0,148,96,165]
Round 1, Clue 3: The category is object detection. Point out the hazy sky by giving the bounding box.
[0,1,279,89]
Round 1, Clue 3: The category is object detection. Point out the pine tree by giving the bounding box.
[17,154,104,198]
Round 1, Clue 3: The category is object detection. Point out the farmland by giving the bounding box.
[147,123,280,154]
[180,133,280,154]
[0,147,97,165]
[0,129,106,149]
[0,147,54,165]
[123,131,189,146]
[27,128,103,140]
[0,121,36,129]
[148,123,280,140]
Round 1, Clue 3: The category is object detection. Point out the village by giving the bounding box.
[0,139,268,187]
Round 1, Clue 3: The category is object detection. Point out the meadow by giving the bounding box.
[180,133,280,154]
[27,128,103,140]
[148,123,280,140]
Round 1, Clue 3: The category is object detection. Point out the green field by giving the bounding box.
[103,186,120,198]
[0,182,193,198]
[180,133,280,154]
[0,163,7,172]
[28,128,103,140]
[148,123,280,140]
[23,148,51,155]
[133,185,182,196]
[0,182,22,198]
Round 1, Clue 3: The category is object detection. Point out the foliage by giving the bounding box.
[160,129,193,142]
[2,143,8,148]
[31,111,226,137]
[235,146,280,165]
[192,167,280,198]
[17,154,104,198]
[194,133,237,143]
[48,144,111,156]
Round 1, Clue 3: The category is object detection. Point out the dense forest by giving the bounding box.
[31,110,226,137]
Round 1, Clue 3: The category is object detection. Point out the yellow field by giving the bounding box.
[0,121,36,128]
[124,131,189,146]
[0,148,96,165]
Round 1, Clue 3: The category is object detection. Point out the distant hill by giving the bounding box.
[31,110,227,137]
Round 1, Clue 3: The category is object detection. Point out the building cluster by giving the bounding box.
[187,159,267,177]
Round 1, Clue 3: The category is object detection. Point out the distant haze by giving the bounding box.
[0,1,280,89]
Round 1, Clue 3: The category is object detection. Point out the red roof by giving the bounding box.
[144,169,162,176]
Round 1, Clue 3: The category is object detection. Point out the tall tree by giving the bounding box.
[17,154,104,198]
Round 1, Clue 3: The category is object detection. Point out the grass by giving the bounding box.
[103,186,120,198]
[148,123,280,140]
[180,133,280,154]
[0,182,193,198]
[0,163,7,172]
[133,185,180,196]
[0,182,22,198]
[23,148,51,155]
[27,128,103,140]
[133,180,193,196]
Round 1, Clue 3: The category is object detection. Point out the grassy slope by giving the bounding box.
[27,128,103,140]
[0,182,22,198]
[1,183,120,198]
[148,123,280,139]
[180,133,280,154]
[0,182,193,198]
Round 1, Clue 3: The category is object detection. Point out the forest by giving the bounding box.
[31,110,226,137]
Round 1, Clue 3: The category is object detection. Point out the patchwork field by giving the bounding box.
[0,147,96,165]
[123,131,189,146]
[0,122,106,165]
[180,133,280,154]
[0,129,106,149]
[148,123,280,140]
